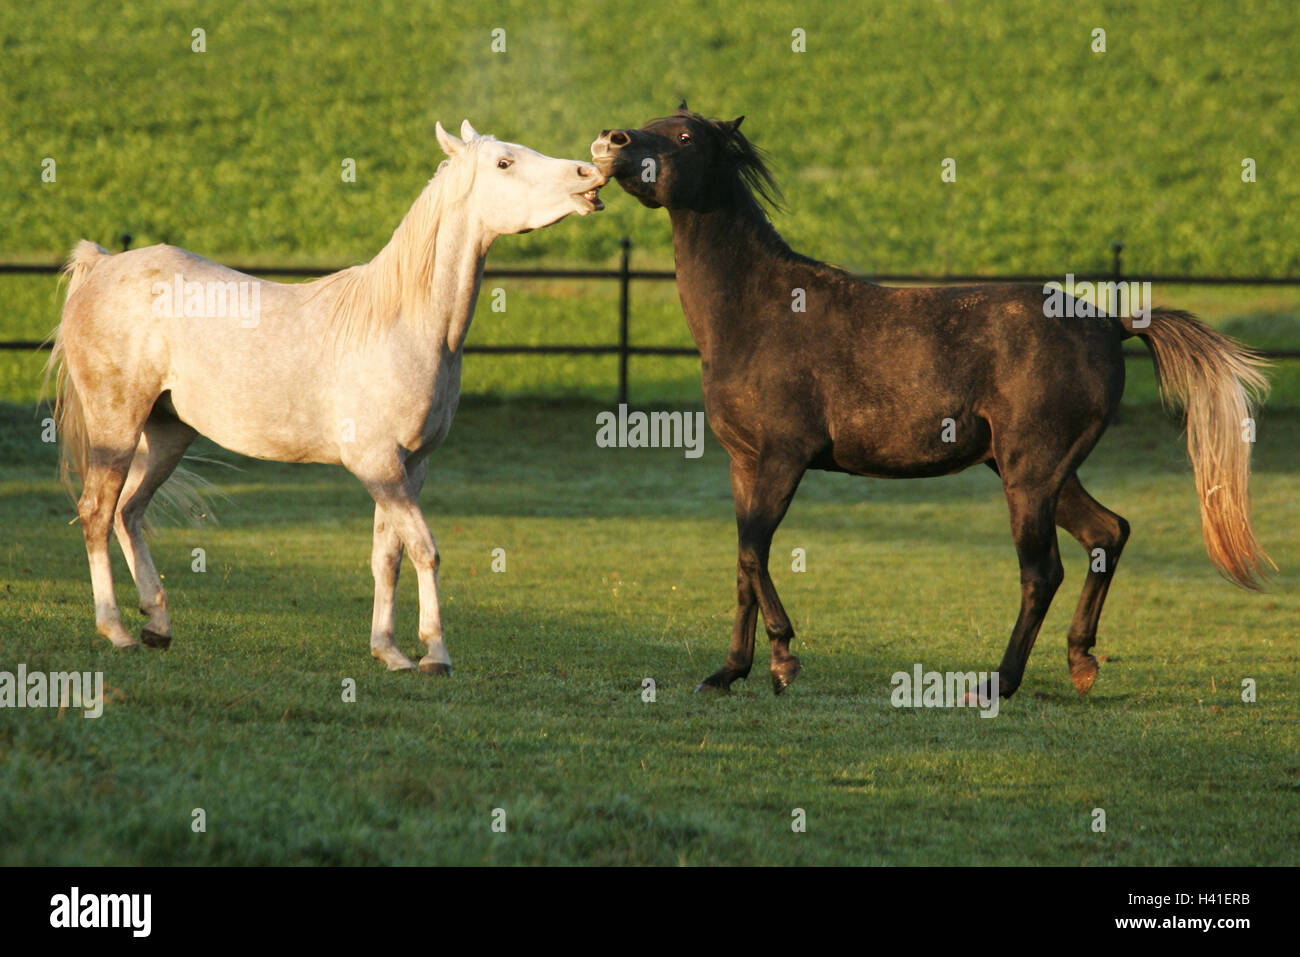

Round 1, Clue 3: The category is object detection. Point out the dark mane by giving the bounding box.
[719,124,783,211]
[684,110,784,211]
[679,110,836,269]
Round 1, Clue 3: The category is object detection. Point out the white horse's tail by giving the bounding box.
[45,241,109,506]
[46,240,219,528]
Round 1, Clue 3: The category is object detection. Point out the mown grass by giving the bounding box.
[1,396,1296,865]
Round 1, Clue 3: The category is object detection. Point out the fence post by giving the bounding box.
[120,233,133,252]
[1111,241,1124,281]
[618,236,631,407]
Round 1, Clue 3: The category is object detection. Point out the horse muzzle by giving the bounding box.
[590,129,633,176]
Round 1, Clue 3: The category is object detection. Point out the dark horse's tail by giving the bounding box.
[1125,310,1274,589]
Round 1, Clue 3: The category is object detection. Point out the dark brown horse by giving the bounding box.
[591,103,1273,699]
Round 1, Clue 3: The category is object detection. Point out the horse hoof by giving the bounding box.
[419,660,452,677]
[1070,655,1100,696]
[771,657,801,695]
[141,628,172,650]
[372,648,415,671]
[963,675,1011,704]
[695,672,733,694]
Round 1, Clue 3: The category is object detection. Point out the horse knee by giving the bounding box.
[737,539,771,580]
[1022,556,1063,597]
[735,558,759,594]
[407,539,440,573]
[371,549,400,579]
[370,534,402,573]
[115,497,147,535]
[78,492,112,534]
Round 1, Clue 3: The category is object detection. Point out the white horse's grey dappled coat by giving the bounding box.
[47,121,605,673]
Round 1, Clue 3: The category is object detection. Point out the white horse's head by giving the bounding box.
[436,120,605,236]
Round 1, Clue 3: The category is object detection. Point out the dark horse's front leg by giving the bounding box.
[697,453,806,695]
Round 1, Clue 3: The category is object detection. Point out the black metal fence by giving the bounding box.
[2,236,1297,404]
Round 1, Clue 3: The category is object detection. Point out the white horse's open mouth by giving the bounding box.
[576,185,604,212]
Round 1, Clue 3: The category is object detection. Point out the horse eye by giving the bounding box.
[678,132,692,144]
[497,158,512,170]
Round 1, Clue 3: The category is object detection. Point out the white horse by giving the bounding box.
[46,120,605,674]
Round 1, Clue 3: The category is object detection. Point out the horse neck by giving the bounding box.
[426,206,491,355]
[356,167,491,355]
[668,188,794,358]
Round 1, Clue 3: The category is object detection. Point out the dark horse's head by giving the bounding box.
[590,102,781,212]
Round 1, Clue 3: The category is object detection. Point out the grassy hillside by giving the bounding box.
[2,1,1298,407]
[2,0,1297,274]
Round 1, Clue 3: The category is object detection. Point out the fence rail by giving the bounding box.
[3,237,1298,403]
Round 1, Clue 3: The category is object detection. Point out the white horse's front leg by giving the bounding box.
[413,536,450,676]
[368,505,414,671]
[361,459,449,675]
[384,499,449,675]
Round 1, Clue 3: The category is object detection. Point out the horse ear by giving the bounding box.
[677,98,689,113]
[460,119,479,141]
[727,116,745,131]
[435,121,464,156]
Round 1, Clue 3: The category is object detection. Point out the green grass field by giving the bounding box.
[1,398,1297,865]
[0,0,1297,865]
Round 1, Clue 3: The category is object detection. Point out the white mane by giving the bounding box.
[314,137,493,353]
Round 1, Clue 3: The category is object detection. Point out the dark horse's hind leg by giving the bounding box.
[697,453,804,695]
[1054,474,1129,695]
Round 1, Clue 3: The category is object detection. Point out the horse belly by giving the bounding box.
[169,384,336,463]
[824,410,992,478]
[163,327,337,463]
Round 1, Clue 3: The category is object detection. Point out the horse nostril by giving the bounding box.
[578,165,592,177]
[600,129,611,138]
[610,131,630,147]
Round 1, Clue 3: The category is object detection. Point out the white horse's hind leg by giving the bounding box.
[79,445,140,648]
[112,416,197,649]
